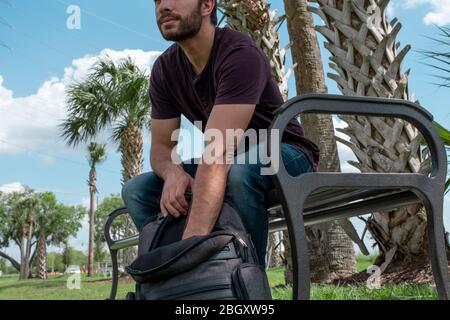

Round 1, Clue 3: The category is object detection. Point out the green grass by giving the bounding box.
[0,274,134,300]
[356,254,378,272]
[267,256,438,300]
[271,283,437,300]
[0,258,438,300]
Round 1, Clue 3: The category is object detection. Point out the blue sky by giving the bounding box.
[0,0,449,258]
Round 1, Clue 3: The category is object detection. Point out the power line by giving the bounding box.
[0,138,121,176]
[33,187,89,198]
[0,0,13,8]
[52,0,166,46]
[12,3,105,55]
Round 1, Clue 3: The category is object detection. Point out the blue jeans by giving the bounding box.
[121,143,313,267]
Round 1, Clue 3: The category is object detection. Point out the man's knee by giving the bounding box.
[121,176,138,204]
[227,164,262,191]
[121,172,163,205]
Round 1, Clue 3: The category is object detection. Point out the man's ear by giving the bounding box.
[202,0,216,17]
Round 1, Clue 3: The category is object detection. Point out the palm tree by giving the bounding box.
[86,142,106,276]
[61,57,150,265]
[17,190,40,280]
[219,0,357,283]
[61,56,150,183]
[420,26,450,89]
[420,26,450,194]
[310,0,432,265]
[1,188,40,280]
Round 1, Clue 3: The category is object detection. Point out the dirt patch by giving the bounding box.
[333,256,450,286]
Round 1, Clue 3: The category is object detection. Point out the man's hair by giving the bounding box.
[210,1,217,25]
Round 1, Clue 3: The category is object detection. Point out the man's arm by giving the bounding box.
[151,117,194,217]
[150,117,181,180]
[182,104,256,239]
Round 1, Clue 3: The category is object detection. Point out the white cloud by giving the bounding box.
[386,2,396,19]
[0,182,25,194]
[0,49,161,160]
[376,0,450,26]
[403,0,450,26]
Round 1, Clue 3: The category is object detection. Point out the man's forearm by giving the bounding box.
[183,162,229,238]
[150,144,183,180]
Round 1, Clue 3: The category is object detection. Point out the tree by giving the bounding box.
[310,0,433,266]
[61,57,149,265]
[35,193,85,279]
[86,142,107,276]
[94,194,125,263]
[35,192,56,280]
[420,26,450,196]
[62,244,88,270]
[0,257,6,274]
[61,57,150,183]
[282,0,357,282]
[0,188,40,280]
[46,252,65,273]
[0,189,85,279]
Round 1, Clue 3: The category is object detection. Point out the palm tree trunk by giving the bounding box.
[120,120,144,184]
[21,214,34,279]
[312,0,429,264]
[88,167,96,277]
[120,121,143,265]
[19,231,26,280]
[283,0,356,282]
[37,229,47,279]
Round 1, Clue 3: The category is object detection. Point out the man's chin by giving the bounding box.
[161,32,181,42]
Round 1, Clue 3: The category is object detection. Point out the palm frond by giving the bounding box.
[419,25,450,88]
[87,142,107,167]
[61,56,151,146]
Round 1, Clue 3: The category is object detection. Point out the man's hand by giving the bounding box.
[160,165,194,218]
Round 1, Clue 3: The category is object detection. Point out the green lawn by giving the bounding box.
[0,265,437,300]
[0,273,134,300]
[267,266,437,300]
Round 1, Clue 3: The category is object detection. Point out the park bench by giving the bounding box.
[104,93,449,300]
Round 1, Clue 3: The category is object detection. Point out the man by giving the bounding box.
[122,0,320,266]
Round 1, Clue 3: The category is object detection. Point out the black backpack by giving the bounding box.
[125,201,272,300]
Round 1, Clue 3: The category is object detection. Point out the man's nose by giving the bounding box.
[157,0,175,14]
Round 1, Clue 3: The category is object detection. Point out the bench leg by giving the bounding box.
[281,195,310,300]
[291,214,310,300]
[423,192,449,300]
[109,249,119,300]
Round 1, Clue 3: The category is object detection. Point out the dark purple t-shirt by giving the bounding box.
[150,26,320,171]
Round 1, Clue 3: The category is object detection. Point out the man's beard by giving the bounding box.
[158,5,203,42]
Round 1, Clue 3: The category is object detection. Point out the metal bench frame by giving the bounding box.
[104,93,449,300]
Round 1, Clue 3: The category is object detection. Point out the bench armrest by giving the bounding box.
[103,207,132,248]
[268,93,447,184]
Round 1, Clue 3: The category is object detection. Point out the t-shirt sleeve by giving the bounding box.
[150,58,181,119]
[214,46,268,106]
